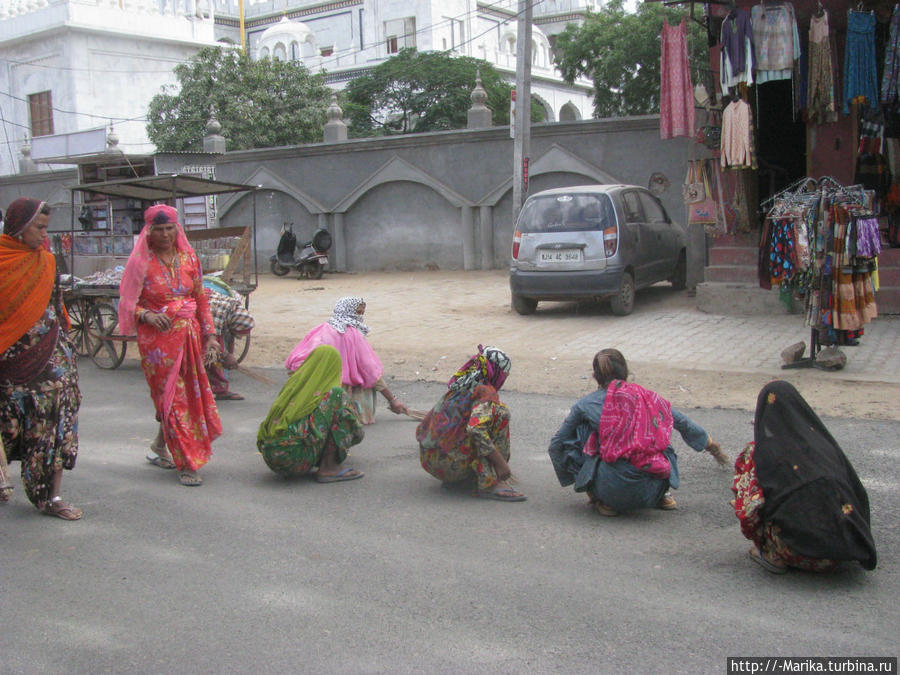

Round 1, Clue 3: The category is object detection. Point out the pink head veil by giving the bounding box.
[117,204,194,335]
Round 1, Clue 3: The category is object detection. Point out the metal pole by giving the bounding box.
[239,0,246,53]
[512,0,532,222]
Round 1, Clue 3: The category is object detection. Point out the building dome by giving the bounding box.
[256,16,317,61]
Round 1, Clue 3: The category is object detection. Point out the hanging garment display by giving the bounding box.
[751,1,800,84]
[807,9,837,124]
[882,4,900,104]
[759,178,880,347]
[843,10,879,114]
[660,18,695,140]
[720,98,757,169]
[720,8,755,92]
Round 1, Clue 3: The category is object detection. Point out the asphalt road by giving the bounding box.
[2,362,898,674]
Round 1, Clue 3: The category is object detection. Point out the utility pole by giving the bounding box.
[239,0,246,53]
[512,0,532,221]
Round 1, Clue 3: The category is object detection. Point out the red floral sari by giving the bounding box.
[135,252,221,471]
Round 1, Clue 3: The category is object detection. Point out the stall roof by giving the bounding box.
[69,174,257,201]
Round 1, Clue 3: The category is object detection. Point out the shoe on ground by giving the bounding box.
[657,493,677,510]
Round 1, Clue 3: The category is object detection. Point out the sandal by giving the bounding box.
[215,391,245,401]
[42,498,83,521]
[0,476,13,503]
[179,471,203,486]
[146,453,176,470]
[316,467,364,483]
[748,547,788,575]
[475,485,527,502]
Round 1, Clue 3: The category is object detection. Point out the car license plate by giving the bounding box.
[539,249,582,263]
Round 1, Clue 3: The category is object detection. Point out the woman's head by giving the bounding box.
[592,348,628,387]
[448,345,511,392]
[328,296,370,335]
[4,198,51,249]
[144,205,180,252]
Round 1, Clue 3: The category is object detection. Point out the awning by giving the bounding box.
[68,174,258,201]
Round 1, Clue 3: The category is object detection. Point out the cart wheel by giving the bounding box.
[66,297,91,357]
[224,332,251,365]
[86,302,127,369]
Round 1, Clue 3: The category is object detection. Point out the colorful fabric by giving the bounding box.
[2,197,44,238]
[584,380,674,478]
[0,234,56,354]
[285,321,383,389]
[118,204,195,336]
[767,218,797,283]
[127,244,221,472]
[882,4,900,104]
[416,383,510,491]
[831,207,877,331]
[0,281,81,510]
[843,10,879,114]
[720,9,755,91]
[720,99,756,169]
[731,443,836,571]
[448,345,510,393]
[260,344,344,440]
[327,296,370,335]
[659,18,694,140]
[751,2,799,82]
[206,289,254,336]
[740,381,876,570]
[258,386,364,477]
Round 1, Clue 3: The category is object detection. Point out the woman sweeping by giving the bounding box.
[548,348,726,515]
[733,380,877,574]
[416,345,525,501]
[0,198,82,519]
[258,344,364,482]
[285,296,407,424]
[118,204,222,487]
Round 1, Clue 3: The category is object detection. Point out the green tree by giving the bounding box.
[553,0,706,118]
[341,48,544,136]
[147,46,332,151]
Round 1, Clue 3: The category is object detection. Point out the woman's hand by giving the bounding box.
[143,311,171,331]
[705,439,729,467]
[203,335,221,366]
[388,398,409,416]
[487,448,513,482]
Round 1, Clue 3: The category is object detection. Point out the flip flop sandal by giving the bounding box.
[146,453,176,470]
[748,547,788,574]
[0,482,13,502]
[42,499,83,521]
[316,467,364,483]
[476,486,527,502]
[179,471,203,486]
[215,391,245,400]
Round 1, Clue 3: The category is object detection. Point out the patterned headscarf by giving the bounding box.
[118,204,196,336]
[448,344,511,392]
[327,296,370,335]
[3,198,45,238]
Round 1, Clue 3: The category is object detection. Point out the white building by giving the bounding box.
[0,0,595,177]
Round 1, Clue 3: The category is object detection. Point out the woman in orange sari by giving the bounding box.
[0,198,82,519]
[119,205,222,486]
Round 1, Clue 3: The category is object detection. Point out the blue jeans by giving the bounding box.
[574,447,680,512]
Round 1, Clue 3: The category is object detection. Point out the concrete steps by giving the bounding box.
[697,233,900,315]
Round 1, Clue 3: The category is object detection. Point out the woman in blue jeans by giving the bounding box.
[548,348,727,516]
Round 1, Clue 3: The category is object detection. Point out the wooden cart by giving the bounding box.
[66,174,259,369]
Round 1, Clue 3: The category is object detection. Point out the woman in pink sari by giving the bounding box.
[285,296,407,424]
[118,205,222,486]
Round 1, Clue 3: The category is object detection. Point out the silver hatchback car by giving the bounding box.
[509,184,687,316]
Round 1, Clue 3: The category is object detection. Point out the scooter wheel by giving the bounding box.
[306,262,324,280]
[270,260,290,276]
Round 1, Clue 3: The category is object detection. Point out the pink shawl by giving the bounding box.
[584,380,675,478]
[118,204,194,336]
[285,322,383,388]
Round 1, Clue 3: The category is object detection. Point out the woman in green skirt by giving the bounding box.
[257,344,365,482]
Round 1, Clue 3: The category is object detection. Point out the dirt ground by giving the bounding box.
[240,270,900,421]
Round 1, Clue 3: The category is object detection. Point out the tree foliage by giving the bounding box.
[147,46,332,151]
[553,0,707,118]
[341,49,544,136]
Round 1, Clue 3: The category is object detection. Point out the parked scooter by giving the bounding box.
[270,223,332,279]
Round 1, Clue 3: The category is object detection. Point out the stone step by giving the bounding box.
[696,282,799,315]
[879,266,900,286]
[704,264,759,284]
[709,246,758,266]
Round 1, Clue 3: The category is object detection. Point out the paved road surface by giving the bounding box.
[2,363,897,673]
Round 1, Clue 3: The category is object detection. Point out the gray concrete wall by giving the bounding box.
[1,117,693,277]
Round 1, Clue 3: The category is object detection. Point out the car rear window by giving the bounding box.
[517,193,616,233]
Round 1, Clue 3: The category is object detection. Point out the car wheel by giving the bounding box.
[671,251,687,290]
[270,260,290,276]
[610,272,635,316]
[512,294,538,315]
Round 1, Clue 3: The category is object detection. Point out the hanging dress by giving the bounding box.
[807,10,837,123]
[843,10,879,114]
[660,18,694,140]
[720,9,755,92]
[752,2,800,84]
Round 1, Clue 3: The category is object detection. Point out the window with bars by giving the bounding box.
[29,91,54,137]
